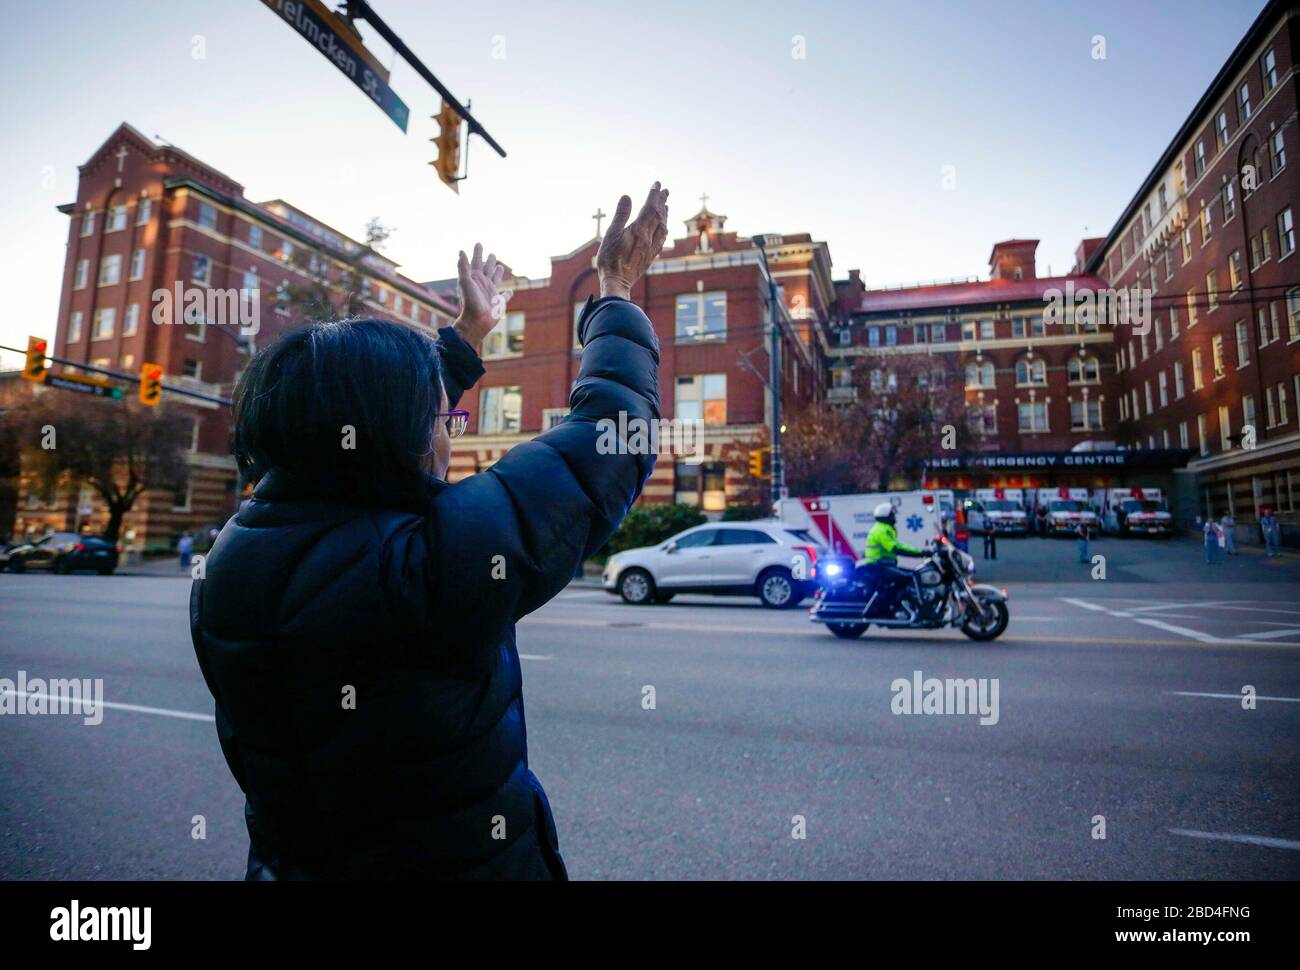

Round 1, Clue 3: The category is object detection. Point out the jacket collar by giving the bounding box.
[251,467,448,514]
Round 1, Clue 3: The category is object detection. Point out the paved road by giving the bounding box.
[2,540,1298,880]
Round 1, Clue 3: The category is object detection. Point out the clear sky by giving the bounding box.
[0,0,1268,368]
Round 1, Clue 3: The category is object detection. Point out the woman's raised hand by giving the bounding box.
[596,182,670,301]
[453,243,511,346]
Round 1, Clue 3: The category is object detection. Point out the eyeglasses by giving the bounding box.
[436,409,470,439]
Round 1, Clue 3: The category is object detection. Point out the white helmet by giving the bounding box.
[873,501,894,519]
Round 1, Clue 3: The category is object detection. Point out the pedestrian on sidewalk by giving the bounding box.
[177,532,194,570]
[1202,518,1222,564]
[1261,508,1281,557]
[1220,513,1237,555]
[190,185,671,881]
[1075,519,1091,564]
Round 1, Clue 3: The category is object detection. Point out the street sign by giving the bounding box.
[45,372,125,400]
[261,0,410,132]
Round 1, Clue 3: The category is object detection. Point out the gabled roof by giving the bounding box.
[858,273,1106,314]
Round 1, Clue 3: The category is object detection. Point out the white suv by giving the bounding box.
[602,521,826,608]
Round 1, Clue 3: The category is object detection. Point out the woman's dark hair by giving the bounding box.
[233,318,444,508]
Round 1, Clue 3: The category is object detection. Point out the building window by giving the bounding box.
[1179,421,1189,449]
[1200,202,1212,245]
[185,315,206,343]
[1288,288,1300,340]
[1170,305,1180,339]
[1215,109,1229,150]
[970,404,997,435]
[98,254,121,286]
[542,408,570,430]
[248,224,262,249]
[675,374,726,424]
[674,291,726,342]
[885,324,898,346]
[1158,370,1169,407]
[1067,356,1099,383]
[1223,181,1237,222]
[1014,357,1046,386]
[1278,208,1295,257]
[673,462,726,511]
[80,211,95,237]
[192,254,211,285]
[979,320,994,340]
[1194,140,1206,176]
[483,311,525,358]
[107,204,128,232]
[1012,316,1045,338]
[1228,250,1243,291]
[838,328,852,347]
[136,198,152,225]
[1263,48,1278,91]
[91,307,115,340]
[868,326,881,347]
[67,311,83,342]
[1211,335,1226,379]
[123,303,139,337]
[1174,360,1185,398]
[1197,414,1209,456]
[479,386,522,434]
[183,358,201,379]
[1186,289,1198,327]
[964,360,994,389]
[1070,398,1102,431]
[129,248,145,281]
[277,239,294,263]
[120,353,134,369]
[1017,401,1048,433]
[1218,405,1232,451]
[198,202,217,229]
[1235,320,1250,367]
[242,270,258,294]
[1205,270,1218,310]
[930,323,945,342]
[1244,394,1257,433]
[1272,129,1287,176]
[1192,348,1204,389]
[1238,81,1252,121]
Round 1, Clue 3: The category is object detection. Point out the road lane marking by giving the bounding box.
[0,688,215,722]
[1233,627,1300,641]
[1061,598,1298,645]
[519,654,553,661]
[1167,690,1300,703]
[518,616,1300,648]
[1169,828,1300,850]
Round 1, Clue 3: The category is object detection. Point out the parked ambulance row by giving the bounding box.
[956,487,1173,537]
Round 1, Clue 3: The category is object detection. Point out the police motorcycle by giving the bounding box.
[808,528,1010,642]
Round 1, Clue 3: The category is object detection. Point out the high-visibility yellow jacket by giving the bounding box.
[864,521,924,564]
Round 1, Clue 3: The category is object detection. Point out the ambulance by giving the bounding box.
[1092,487,1173,536]
[1034,486,1099,535]
[778,491,940,559]
[966,487,1030,535]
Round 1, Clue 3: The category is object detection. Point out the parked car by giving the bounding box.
[603,521,826,608]
[1,532,121,574]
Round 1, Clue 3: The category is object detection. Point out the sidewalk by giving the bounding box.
[114,557,196,577]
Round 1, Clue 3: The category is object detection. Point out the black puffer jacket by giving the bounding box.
[191,297,659,879]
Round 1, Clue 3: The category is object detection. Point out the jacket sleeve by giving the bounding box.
[436,325,486,408]
[421,297,660,648]
[883,525,924,557]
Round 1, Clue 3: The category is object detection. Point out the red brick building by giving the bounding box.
[1087,0,1300,529]
[447,200,835,511]
[830,240,1159,492]
[18,122,458,548]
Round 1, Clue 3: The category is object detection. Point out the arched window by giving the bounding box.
[1015,356,1046,386]
[1068,356,1100,383]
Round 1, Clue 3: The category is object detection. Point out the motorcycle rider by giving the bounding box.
[862,501,926,616]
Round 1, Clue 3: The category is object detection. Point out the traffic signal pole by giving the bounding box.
[1,342,232,407]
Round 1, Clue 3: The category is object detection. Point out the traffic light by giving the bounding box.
[139,362,163,406]
[430,100,462,193]
[748,447,771,479]
[22,336,47,382]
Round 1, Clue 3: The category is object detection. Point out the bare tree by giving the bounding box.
[283,216,397,323]
[17,392,193,541]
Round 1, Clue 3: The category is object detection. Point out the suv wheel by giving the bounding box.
[618,568,656,605]
[757,567,799,609]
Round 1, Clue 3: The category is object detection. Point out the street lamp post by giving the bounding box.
[753,234,785,507]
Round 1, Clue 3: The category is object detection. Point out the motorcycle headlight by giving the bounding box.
[824,562,843,577]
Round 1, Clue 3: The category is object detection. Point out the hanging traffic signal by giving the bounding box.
[22,336,47,382]
[430,100,463,193]
[748,447,771,479]
[139,362,163,406]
